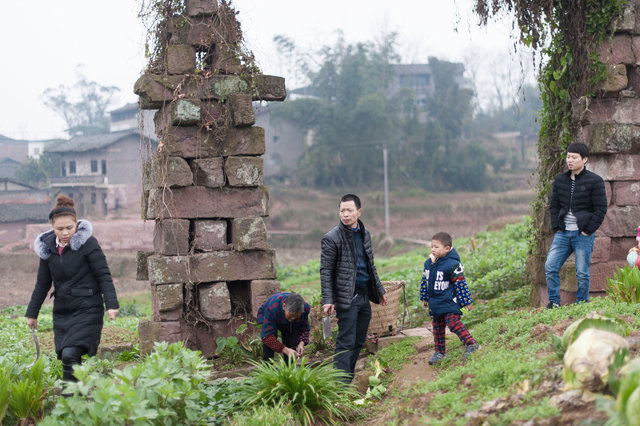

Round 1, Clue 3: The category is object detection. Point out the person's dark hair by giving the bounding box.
[432,231,452,248]
[339,194,361,209]
[49,194,77,222]
[284,293,305,314]
[567,142,589,159]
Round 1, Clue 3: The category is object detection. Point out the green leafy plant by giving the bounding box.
[216,336,249,366]
[607,265,640,303]
[614,360,640,424]
[239,356,359,425]
[201,379,249,425]
[42,342,213,425]
[355,359,387,405]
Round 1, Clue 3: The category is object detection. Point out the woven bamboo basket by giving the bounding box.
[367,280,405,337]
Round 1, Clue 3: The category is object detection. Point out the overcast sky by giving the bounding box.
[0,0,529,141]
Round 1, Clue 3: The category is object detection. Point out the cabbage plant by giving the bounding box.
[563,328,629,391]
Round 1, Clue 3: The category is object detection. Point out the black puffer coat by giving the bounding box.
[320,220,385,311]
[25,220,119,358]
[549,168,607,235]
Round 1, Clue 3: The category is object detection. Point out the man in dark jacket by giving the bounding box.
[320,194,387,382]
[545,142,607,307]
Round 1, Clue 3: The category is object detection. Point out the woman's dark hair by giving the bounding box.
[284,293,306,314]
[49,194,77,221]
[339,194,361,209]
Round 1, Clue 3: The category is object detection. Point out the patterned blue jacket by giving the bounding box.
[419,248,473,316]
[257,292,310,343]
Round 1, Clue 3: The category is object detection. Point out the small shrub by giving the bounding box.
[239,357,360,425]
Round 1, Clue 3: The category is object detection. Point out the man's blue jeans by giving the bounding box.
[334,293,371,383]
[545,230,595,304]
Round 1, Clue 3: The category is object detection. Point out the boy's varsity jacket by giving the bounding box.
[257,292,310,353]
[419,248,473,316]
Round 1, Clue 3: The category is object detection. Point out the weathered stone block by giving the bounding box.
[136,250,154,280]
[193,220,228,251]
[167,45,196,74]
[590,262,627,292]
[199,282,232,320]
[137,73,249,104]
[153,219,190,255]
[191,250,277,282]
[212,42,242,75]
[613,181,640,205]
[138,319,161,355]
[252,75,287,101]
[614,1,636,32]
[586,98,640,124]
[249,279,280,318]
[232,217,269,251]
[592,237,611,263]
[559,261,578,292]
[152,156,193,187]
[230,94,255,127]
[602,64,628,92]
[589,154,640,181]
[148,250,277,284]
[186,0,218,16]
[225,157,263,187]
[585,123,640,154]
[134,74,186,109]
[158,321,184,344]
[156,100,202,127]
[184,75,249,101]
[152,283,184,321]
[597,35,634,65]
[222,127,265,156]
[599,206,640,237]
[157,127,224,158]
[147,186,269,219]
[611,237,638,260]
[166,16,215,47]
[192,157,225,187]
[200,101,232,128]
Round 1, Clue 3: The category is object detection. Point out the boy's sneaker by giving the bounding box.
[546,301,560,309]
[464,343,480,359]
[428,352,446,365]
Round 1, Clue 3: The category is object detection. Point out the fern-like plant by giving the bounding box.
[239,356,360,425]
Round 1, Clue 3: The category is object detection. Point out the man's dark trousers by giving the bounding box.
[262,330,297,361]
[334,293,371,382]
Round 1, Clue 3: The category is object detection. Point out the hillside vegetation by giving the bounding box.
[2,218,639,425]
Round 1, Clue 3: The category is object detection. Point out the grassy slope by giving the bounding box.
[278,220,640,424]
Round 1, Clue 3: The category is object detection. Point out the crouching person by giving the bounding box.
[257,292,310,361]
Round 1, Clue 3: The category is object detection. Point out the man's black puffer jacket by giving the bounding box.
[320,220,385,311]
[549,167,607,235]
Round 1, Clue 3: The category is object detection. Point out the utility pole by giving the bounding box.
[383,144,390,236]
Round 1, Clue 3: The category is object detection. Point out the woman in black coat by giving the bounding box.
[25,195,119,382]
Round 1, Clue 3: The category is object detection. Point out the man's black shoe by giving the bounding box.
[546,301,560,309]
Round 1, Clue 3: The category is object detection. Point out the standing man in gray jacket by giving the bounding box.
[321,194,387,382]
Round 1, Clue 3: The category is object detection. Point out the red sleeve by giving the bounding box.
[262,334,285,353]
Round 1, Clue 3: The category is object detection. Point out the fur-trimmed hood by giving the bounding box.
[34,219,93,260]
